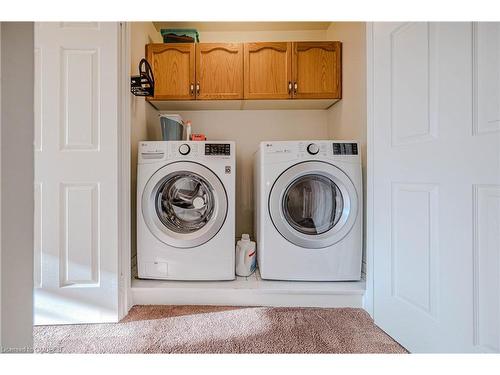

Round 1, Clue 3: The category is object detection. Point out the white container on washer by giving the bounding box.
[184,120,192,141]
[235,234,256,277]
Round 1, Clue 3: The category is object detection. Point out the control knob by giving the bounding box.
[307,143,320,155]
[179,144,191,155]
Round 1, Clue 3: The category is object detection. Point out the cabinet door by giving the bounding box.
[244,42,292,99]
[146,43,195,100]
[292,41,342,99]
[196,43,243,100]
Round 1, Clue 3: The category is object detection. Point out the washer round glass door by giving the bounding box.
[142,161,228,248]
[269,161,358,249]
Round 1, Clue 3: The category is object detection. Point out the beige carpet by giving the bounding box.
[34,305,407,354]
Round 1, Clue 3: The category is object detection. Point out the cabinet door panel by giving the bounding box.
[293,41,342,99]
[244,42,292,99]
[196,43,243,99]
[146,43,195,100]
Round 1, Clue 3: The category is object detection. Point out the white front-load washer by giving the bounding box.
[137,141,235,280]
[254,140,362,281]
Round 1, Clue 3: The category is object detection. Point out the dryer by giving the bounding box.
[254,140,362,281]
[137,141,235,280]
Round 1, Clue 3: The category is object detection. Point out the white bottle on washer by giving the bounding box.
[235,234,256,277]
[184,120,192,141]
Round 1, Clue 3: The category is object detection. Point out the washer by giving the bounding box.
[137,141,235,280]
[254,140,362,281]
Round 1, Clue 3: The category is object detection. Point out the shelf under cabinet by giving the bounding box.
[147,98,339,111]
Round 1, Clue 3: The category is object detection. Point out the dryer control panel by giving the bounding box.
[260,140,361,163]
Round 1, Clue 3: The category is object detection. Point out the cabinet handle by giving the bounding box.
[294,82,298,95]
[196,82,200,96]
[190,83,194,96]
[288,81,292,94]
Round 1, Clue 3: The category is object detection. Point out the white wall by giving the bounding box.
[130,22,162,261]
[326,22,367,147]
[326,22,367,270]
[0,22,34,352]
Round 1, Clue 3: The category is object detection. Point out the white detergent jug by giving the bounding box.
[235,234,256,277]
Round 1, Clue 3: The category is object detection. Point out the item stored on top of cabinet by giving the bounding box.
[160,28,200,43]
[145,41,341,103]
[130,58,155,97]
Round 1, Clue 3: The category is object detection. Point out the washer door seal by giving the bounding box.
[142,161,228,248]
[269,161,358,249]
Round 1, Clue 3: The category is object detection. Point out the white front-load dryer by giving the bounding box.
[137,141,235,280]
[254,140,362,281]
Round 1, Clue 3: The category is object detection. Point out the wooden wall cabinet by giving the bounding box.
[196,43,243,99]
[146,43,195,100]
[292,41,342,99]
[243,42,292,99]
[146,40,342,104]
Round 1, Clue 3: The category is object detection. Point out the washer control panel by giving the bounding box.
[205,143,231,156]
[333,142,358,155]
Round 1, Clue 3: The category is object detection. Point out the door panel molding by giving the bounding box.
[390,182,439,319]
[390,22,439,146]
[472,184,500,352]
[60,183,100,287]
[472,22,500,135]
[60,48,100,151]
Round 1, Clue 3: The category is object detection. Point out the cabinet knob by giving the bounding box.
[196,82,200,96]
[190,83,194,96]
[294,82,298,95]
[288,81,292,94]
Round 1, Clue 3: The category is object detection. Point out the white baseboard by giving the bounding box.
[130,270,365,308]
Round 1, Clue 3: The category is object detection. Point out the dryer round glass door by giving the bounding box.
[142,161,228,248]
[269,161,358,249]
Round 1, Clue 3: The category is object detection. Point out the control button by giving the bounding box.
[179,144,190,155]
[307,143,320,155]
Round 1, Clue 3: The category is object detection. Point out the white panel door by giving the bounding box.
[371,22,500,352]
[34,22,120,324]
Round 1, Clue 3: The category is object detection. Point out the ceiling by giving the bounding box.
[153,22,333,32]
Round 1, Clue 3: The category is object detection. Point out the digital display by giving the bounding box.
[333,143,358,155]
[205,143,231,156]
